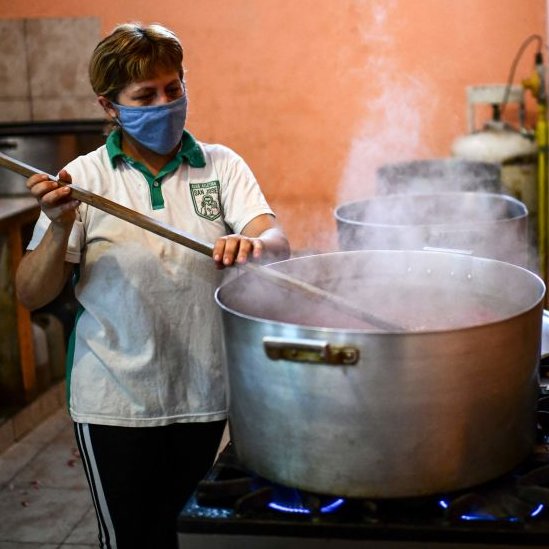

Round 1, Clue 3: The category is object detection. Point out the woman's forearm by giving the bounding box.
[16,222,75,310]
[258,227,291,261]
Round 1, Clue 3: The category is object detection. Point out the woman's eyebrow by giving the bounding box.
[131,79,181,92]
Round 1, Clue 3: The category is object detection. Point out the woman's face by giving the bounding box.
[116,69,184,107]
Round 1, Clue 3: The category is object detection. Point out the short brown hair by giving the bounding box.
[89,23,184,101]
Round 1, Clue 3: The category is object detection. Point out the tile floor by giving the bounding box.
[0,389,230,549]
[0,407,97,548]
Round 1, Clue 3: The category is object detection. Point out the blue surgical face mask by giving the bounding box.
[114,95,187,155]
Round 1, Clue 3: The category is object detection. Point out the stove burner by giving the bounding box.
[178,392,549,547]
[195,459,346,516]
[439,491,544,523]
[432,460,549,525]
[188,439,549,534]
[266,485,345,515]
[268,498,346,515]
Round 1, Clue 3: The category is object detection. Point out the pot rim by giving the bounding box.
[216,250,545,335]
[333,191,528,230]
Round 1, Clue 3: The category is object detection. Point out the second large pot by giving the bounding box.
[216,250,544,498]
[334,192,529,268]
[376,158,502,194]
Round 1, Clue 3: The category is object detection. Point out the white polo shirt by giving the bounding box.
[27,131,274,427]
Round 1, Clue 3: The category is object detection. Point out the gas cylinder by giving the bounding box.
[452,85,538,246]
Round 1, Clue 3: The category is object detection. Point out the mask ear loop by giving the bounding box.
[99,96,121,128]
[109,102,121,128]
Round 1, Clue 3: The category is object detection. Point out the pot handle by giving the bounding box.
[263,336,359,366]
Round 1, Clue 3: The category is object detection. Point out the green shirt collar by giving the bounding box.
[106,129,206,169]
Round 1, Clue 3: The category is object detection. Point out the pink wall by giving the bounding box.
[1,0,546,251]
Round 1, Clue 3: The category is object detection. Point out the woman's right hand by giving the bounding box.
[27,168,80,226]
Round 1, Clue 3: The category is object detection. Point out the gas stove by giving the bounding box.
[178,392,549,548]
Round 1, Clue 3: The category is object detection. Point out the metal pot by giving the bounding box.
[334,192,529,268]
[376,158,502,195]
[0,120,107,195]
[215,250,544,498]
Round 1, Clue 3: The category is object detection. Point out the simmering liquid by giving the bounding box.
[222,278,519,332]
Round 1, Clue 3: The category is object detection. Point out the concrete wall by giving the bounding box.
[0,0,545,251]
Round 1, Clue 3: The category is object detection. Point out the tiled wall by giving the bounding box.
[0,17,103,123]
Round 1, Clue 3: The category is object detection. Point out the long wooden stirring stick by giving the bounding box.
[0,151,403,331]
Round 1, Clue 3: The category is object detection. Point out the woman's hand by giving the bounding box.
[212,235,265,269]
[27,169,80,226]
[212,214,290,270]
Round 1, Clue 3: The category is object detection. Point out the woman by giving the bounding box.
[16,22,290,549]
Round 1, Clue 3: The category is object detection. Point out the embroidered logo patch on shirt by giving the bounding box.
[190,181,221,221]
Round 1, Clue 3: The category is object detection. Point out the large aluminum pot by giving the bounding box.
[376,158,502,195]
[216,250,544,498]
[334,192,528,268]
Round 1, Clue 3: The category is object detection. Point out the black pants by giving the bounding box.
[74,420,226,549]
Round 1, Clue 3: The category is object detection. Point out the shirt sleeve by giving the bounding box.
[211,145,275,234]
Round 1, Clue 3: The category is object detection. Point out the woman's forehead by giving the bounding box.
[124,70,182,90]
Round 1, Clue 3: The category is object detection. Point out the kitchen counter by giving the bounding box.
[0,196,40,404]
[0,196,37,228]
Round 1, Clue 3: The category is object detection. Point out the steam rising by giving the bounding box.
[217,250,543,332]
[220,2,541,334]
[375,159,501,195]
[338,76,430,203]
[334,192,530,269]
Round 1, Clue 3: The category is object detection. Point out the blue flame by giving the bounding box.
[268,502,310,514]
[321,498,346,513]
[438,498,544,521]
[268,498,345,514]
[460,514,520,522]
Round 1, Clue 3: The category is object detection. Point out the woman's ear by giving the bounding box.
[98,96,118,120]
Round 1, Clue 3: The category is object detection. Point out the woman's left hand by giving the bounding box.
[212,214,290,270]
[212,235,265,269]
